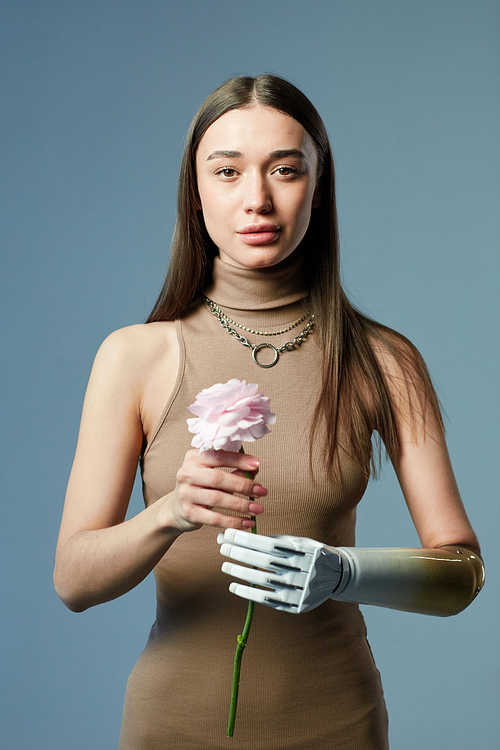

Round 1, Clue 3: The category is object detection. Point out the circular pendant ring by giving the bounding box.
[252,343,279,368]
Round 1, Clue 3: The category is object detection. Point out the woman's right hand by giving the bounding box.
[162,448,267,534]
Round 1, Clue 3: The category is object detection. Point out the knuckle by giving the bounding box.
[233,496,248,513]
[204,489,220,507]
[177,485,190,503]
[234,476,248,495]
[182,504,197,524]
[227,516,244,530]
[209,471,224,489]
[176,466,189,484]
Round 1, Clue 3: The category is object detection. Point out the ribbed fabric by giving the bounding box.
[119,254,388,749]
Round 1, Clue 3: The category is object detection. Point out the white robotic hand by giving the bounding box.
[219,531,484,617]
[217,529,344,613]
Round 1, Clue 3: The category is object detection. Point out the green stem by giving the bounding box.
[227,450,257,738]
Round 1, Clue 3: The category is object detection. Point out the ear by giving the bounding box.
[312,187,322,209]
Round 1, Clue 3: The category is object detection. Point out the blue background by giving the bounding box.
[1,1,498,747]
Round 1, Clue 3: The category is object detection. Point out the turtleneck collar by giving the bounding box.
[204,251,307,311]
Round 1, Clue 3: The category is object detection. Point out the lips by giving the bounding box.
[238,224,281,245]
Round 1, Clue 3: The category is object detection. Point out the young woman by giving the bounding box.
[54,75,483,749]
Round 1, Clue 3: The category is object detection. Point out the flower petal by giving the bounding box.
[187,379,276,453]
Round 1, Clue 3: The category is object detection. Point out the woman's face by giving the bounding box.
[196,104,320,269]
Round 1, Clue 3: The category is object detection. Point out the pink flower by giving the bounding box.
[187,379,276,454]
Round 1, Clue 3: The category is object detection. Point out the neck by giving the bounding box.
[204,252,307,312]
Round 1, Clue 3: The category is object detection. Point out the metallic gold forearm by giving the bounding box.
[332,546,485,616]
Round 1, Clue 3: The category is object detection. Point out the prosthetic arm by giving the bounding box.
[218,530,484,616]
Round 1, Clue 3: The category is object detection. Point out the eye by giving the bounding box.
[215,167,237,178]
[274,166,300,177]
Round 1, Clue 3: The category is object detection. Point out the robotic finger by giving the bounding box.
[218,529,324,557]
[219,542,311,573]
[229,582,302,611]
[221,561,309,590]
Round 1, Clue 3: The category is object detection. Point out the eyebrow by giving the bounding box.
[206,149,306,161]
[270,149,306,160]
[206,150,242,160]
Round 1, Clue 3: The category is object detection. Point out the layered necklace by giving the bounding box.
[204,296,315,368]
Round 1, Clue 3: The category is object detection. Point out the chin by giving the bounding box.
[221,247,296,270]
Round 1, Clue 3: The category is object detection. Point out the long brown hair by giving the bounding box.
[147,74,442,477]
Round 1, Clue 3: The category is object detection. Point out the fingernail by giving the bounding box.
[241,518,255,528]
[251,485,267,497]
[248,502,264,514]
[247,458,260,467]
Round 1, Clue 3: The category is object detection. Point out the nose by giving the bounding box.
[242,171,272,214]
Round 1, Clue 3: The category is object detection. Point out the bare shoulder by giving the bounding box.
[368,327,423,376]
[96,321,177,367]
[96,321,180,439]
[368,327,434,395]
[92,322,177,386]
[367,326,443,438]
[89,322,180,439]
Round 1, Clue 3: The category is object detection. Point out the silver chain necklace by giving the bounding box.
[204,296,315,368]
[208,302,310,336]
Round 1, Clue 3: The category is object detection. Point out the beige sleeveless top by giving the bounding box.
[119,254,388,749]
